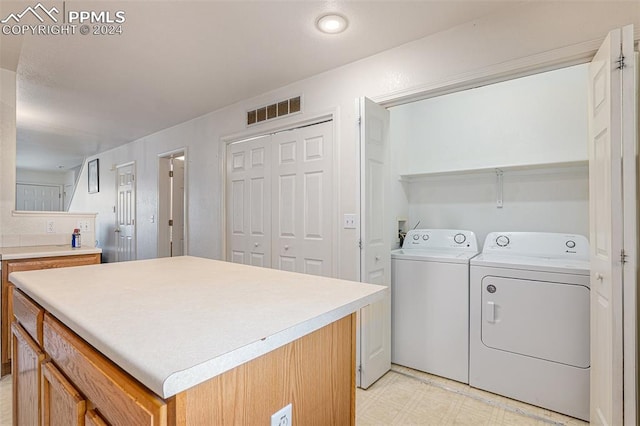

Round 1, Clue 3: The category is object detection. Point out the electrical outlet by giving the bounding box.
[46,221,55,233]
[270,403,292,426]
[343,214,356,229]
[77,220,90,232]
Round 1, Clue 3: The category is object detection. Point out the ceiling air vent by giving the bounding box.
[247,96,301,126]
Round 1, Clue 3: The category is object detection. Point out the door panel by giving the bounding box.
[271,122,333,276]
[588,27,624,426]
[115,163,136,262]
[226,135,271,266]
[359,97,391,388]
[481,276,590,368]
[16,184,62,211]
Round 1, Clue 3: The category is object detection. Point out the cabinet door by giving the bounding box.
[42,361,86,426]
[12,322,45,426]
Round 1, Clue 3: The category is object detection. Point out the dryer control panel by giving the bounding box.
[402,229,478,251]
[482,232,589,260]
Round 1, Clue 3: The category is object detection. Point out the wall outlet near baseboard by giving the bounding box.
[46,221,55,233]
[271,403,292,426]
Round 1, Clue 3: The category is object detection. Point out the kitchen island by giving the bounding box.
[0,245,101,375]
[9,256,386,425]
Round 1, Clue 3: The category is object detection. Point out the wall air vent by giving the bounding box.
[247,96,301,126]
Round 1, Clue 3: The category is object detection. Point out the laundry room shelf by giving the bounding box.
[398,160,588,183]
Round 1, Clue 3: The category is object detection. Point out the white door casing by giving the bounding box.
[271,122,333,276]
[359,97,391,389]
[621,25,638,426]
[226,135,272,267]
[158,157,171,258]
[588,27,625,426]
[172,157,185,256]
[115,163,136,262]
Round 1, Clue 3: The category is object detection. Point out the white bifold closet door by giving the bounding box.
[226,121,333,277]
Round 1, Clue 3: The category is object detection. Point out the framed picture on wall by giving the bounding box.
[88,159,99,193]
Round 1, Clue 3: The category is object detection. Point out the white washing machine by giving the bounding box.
[391,229,479,383]
[469,232,590,421]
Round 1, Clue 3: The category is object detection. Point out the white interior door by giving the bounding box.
[16,183,62,211]
[271,122,333,276]
[588,27,629,426]
[359,97,391,389]
[115,163,136,262]
[226,135,272,267]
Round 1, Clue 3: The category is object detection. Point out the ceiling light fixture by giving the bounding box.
[316,14,348,34]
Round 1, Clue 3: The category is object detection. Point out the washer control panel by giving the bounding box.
[482,232,589,260]
[402,229,478,251]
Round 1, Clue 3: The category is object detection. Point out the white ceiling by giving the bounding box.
[0,1,517,172]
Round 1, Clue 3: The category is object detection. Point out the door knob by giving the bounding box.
[595,273,604,281]
[254,242,259,247]
[375,255,380,261]
[284,245,289,250]
[115,228,121,233]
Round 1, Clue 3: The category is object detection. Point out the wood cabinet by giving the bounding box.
[41,361,86,426]
[12,322,45,426]
[11,287,357,425]
[11,289,166,426]
[1,253,100,375]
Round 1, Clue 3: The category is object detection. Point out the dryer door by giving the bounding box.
[481,276,590,368]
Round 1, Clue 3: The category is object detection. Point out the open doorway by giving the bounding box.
[158,150,186,257]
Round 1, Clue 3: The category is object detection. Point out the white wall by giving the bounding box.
[389,63,590,247]
[391,64,588,175]
[406,166,589,247]
[58,3,640,279]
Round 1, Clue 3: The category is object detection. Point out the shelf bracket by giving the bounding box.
[495,168,504,208]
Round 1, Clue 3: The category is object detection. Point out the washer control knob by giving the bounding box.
[454,233,466,244]
[496,235,510,247]
[413,234,420,241]
[566,240,576,249]
[422,234,429,241]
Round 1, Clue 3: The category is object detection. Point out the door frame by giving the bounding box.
[363,28,639,422]
[157,147,189,257]
[219,110,340,278]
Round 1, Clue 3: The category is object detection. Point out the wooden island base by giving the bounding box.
[168,314,356,425]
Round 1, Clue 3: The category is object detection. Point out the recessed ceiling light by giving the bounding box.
[316,14,348,34]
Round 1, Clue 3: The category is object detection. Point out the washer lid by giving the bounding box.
[391,248,479,264]
[471,253,590,275]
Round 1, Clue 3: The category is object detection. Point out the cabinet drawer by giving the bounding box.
[43,314,167,426]
[12,289,44,346]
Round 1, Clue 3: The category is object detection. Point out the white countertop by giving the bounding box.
[0,245,102,260]
[10,256,386,398]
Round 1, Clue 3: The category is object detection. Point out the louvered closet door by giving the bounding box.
[271,121,333,276]
[226,135,272,267]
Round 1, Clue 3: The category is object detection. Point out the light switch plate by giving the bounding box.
[271,403,292,426]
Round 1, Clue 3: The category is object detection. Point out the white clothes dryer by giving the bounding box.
[469,232,590,421]
[391,229,479,383]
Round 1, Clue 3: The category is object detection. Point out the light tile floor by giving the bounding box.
[356,365,589,425]
[0,366,589,425]
[0,373,11,424]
